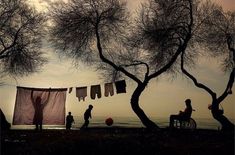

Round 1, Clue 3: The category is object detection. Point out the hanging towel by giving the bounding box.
[104,83,114,97]
[76,87,87,101]
[13,86,67,125]
[115,80,126,94]
[69,87,73,93]
[90,85,101,100]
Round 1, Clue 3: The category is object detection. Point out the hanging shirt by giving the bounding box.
[115,80,126,94]
[90,85,101,100]
[76,87,87,101]
[104,82,114,97]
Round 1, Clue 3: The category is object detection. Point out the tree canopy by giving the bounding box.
[0,0,47,77]
[49,0,196,129]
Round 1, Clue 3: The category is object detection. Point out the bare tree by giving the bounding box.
[0,0,47,78]
[180,1,235,131]
[49,0,194,129]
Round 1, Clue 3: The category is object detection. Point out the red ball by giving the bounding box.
[105,117,113,126]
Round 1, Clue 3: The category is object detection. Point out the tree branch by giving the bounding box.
[0,25,22,58]
[181,51,216,98]
[121,61,150,79]
[148,40,183,80]
[217,68,234,103]
[0,37,6,48]
[95,23,142,84]
[215,35,235,103]
[148,0,194,81]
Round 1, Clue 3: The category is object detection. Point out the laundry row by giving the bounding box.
[69,80,127,101]
[13,81,126,125]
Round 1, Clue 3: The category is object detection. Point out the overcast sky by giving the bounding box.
[0,0,234,125]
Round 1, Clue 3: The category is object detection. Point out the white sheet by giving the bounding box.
[13,87,67,125]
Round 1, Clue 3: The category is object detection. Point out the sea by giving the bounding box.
[11,116,234,130]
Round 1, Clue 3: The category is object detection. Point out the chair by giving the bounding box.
[174,118,197,129]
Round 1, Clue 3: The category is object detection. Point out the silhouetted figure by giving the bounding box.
[0,109,11,131]
[66,112,74,130]
[169,99,193,128]
[31,90,50,131]
[81,105,93,129]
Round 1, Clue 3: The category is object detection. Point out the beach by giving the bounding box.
[9,116,227,130]
[1,127,234,155]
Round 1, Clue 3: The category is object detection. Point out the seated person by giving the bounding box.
[169,99,193,128]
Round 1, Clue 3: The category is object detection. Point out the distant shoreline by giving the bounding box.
[9,117,235,130]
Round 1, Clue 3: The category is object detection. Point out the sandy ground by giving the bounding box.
[1,127,234,155]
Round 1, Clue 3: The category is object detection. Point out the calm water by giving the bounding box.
[11,116,233,130]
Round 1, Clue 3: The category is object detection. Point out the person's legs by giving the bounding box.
[35,123,39,131]
[66,123,71,130]
[81,120,89,129]
[84,120,89,128]
[66,123,69,130]
[39,123,42,131]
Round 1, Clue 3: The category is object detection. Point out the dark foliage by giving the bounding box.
[0,0,47,77]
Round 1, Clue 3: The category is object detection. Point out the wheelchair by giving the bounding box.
[174,118,197,130]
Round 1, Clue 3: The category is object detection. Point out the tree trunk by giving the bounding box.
[211,100,234,131]
[130,83,159,129]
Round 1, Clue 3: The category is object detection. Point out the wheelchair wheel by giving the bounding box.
[184,118,197,129]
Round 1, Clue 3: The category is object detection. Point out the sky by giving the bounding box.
[0,0,234,126]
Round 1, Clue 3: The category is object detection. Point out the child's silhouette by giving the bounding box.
[66,112,74,130]
[31,90,50,131]
[81,105,93,129]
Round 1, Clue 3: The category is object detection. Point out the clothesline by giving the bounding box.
[1,79,127,89]
[12,80,127,125]
[10,80,127,102]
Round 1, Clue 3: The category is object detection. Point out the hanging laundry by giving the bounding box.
[104,82,114,97]
[13,86,67,125]
[69,87,73,93]
[90,85,102,99]
[115,80,126,94]
[76,87,87,101]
